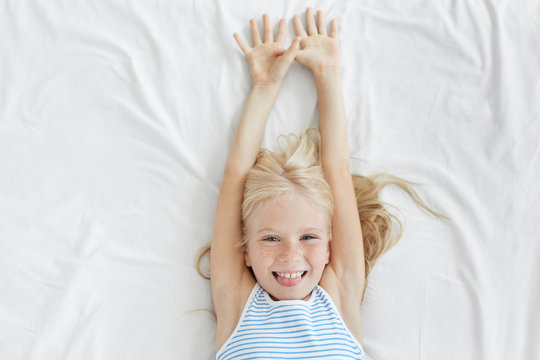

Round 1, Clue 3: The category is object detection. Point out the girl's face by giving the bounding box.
[244,191,331,301]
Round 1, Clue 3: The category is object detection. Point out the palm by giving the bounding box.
[233,15,299,87]
[296,35,340,71]
[293,8,341,73]
[247,44,289,85]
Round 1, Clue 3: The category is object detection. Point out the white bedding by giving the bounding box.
[1,1,539,359]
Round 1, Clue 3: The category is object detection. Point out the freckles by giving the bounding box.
[260,247,277,260]
[305,242,328,260]
[253,244,277,262]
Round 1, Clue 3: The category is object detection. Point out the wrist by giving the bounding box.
[252,81,281,93]
[313,66,341,79]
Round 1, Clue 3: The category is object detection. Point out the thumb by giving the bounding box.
[281,36,301,61]
[271,37,301,80]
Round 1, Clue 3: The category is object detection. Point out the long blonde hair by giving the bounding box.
[195,128,447,297]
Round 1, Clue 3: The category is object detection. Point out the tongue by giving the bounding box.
[275,273,304,287]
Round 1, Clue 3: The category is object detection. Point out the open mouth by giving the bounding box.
[272,271,307,287]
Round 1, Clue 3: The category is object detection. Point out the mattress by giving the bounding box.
[1,1,539,359]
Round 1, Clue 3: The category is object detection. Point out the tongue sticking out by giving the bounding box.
[273,272,306,287]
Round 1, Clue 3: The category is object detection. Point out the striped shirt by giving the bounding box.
[216,282,366,359]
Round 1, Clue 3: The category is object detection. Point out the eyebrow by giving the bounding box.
[255,227,324,235]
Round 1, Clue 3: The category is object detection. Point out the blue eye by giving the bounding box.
[302,235,316,240]
[264,236,278,242]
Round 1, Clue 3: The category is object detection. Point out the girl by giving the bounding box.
[204,7,444,359]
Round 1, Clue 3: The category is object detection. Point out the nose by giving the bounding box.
[278,240,302,262]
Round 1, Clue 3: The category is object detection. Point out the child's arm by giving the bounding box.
[294,9,365,298]
[315,66,365,290]
[211,14,300,321]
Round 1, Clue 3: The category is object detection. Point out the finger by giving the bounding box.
[274,37,299,57]
[250,19,262,46]
[275,18,286,45]
[330,19,338,39]
[277,36,301,65]
[284,36,301,59]
[317,10,327,36]
[233,32,252,54]
[293,15,307,38]
[306,7,317,35]
[263,14,273,43]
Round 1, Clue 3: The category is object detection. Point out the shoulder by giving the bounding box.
[319,265,364,346]
[214,274,257,353]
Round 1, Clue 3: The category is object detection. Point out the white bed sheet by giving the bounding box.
[1,1,539,359]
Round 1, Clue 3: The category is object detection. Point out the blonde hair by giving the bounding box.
[195,127,447,295]
[240,128,334,248]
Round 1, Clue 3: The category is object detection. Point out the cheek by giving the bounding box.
[250,245,278,266]
[305,242,330,265]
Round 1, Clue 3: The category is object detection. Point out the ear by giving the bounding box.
[244,251,252,267]
[325,239,331,265]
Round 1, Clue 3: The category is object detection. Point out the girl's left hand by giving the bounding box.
[234,14,301,88]
[293,8,340,74]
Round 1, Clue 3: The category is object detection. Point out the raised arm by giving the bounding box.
[314,59,365,287]
[294,8,365,298]
[210,14,300,330]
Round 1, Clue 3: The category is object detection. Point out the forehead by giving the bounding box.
[246,192,327,232]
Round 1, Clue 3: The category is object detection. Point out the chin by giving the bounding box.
[273,284,314,301]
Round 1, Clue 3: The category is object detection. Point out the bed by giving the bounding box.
[1,1,539,359]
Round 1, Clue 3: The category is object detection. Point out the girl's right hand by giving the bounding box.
[233,14,301,88]
[293,8,340,74]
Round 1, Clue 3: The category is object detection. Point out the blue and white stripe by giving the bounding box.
[216,283,366,359]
